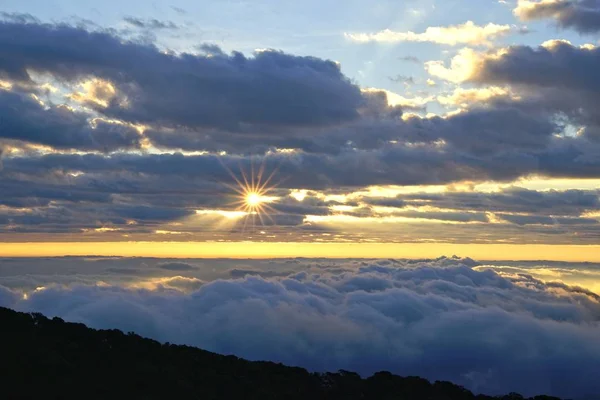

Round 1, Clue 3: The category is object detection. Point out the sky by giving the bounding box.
[3,3,600,396]
[0,0,600,260]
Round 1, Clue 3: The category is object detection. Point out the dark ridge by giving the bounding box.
[0,307,563,400]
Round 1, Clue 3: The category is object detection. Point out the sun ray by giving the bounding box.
[251,158,256,192]
[216,155,283,236]
[241,167,250,191]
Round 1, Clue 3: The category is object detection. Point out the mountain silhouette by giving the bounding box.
[0,306,563,400]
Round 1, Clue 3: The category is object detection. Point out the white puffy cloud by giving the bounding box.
[425,48,487,83]
[2,257,600,399]
[345,21,513,47]
[437,86,519,108]
[361,87,433,109]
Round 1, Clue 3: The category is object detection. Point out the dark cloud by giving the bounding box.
[365,197,406,208]
[0,149,469,188]
[395,187,600,216]
[0,284,18,307]
[272,196,331,217]
[497,213,599,226]
[110,204,193,221]
[196,43,225,56]
[464,40,600,155]
[158,262,198,271]
[0,137,597,242]
[144,98,562,163]
[0,20,364,130]
[3,258,600,399]
[0,144,5,171]
[0,19,592,159]
[228,269,294,278]
[0,90,141,151]
[247,213,306,227]
[470,42,600,133]
[0,196,195,235]
[3,135,600,189]
[105,267,142,274]
[473,41,600,92]
[392,210,490,223]
[0,18,597,242]
[0,178,113,208]
[415,106,559,155]
[516,0,600,33]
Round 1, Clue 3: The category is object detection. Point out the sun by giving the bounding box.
[220,157,281,231]
[245,192,263,208]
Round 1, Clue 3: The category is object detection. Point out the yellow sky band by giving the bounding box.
[1,242,599,262]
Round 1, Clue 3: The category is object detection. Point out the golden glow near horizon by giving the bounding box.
[1,241,599,262]
[1,176,598,251]
[1,173,599,257]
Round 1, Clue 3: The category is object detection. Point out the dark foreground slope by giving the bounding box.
[0,307,561,400]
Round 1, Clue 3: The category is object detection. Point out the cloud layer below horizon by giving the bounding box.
[2,256,600,399]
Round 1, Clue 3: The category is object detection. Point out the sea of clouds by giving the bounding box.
[1,256,600,399]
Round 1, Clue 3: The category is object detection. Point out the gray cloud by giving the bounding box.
[0,90,141,152]
[0,144,598,242]
[0,144,5,171]
[109,204,194,222]
[0,20,364,131]
[171,6,186,15]
[0,178,113,208]
[3,257,600,399]
[158,262,198,271]
[392,210,490,223]
[6,135,600,188]
[473,41,600,92]
[365,197,407,208]
[272,196,332,217]
[0,196,195,235]
[469,42,600,136]
[0,284,17,307]
[388,75,415,85]
[135,101,566,179]
[398,55,420,63]
[497,213,599,225]
[460,40,600,161]
[0,18,598,243]
[123,17,178,30]
[393,187,600,216]
[228,268,295,278]
[516,0,600,33]
[414,106,559,155]
[0,12,40,25]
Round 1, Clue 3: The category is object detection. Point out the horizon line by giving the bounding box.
[1,242,599,262]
